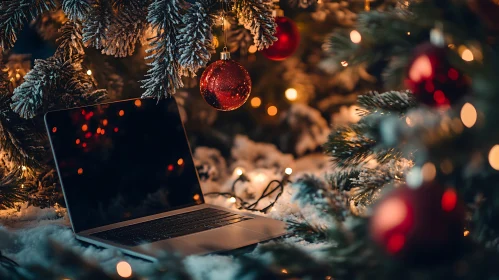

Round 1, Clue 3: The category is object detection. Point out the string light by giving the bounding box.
[267,106,278,116]
[460,102,477,128]
[250,97,262,108]
[235,168,244,176]
[86,70,92,75]
[488,145,499,170]
[460,48,474,62]
[350,30,362,44]
[285,88,298,101]
[116,261,132,278]
[248,45,257,54]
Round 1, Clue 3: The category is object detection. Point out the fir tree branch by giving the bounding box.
[233,0,277,51]
[0,170,30,210]
[102,0,149,57]
[356,90,417,116]
[177,0,217,76]
[0,0,57,50]
[11,55,106,119]
[61,0,91,21]
[82,0,112,49]
[56,21,85,61]
[141,0,185,99]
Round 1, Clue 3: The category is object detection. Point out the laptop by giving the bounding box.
[45,97,286,261]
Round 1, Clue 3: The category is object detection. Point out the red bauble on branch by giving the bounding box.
[262,16,300,61]
[406,43,470,107]
[200,52,252,111]
[369,182,465,264]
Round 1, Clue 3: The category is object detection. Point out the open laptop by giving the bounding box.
[45,97,286,261]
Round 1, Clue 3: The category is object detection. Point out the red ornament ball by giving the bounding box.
[406,43,470,107]
[262,16,300,61]
[200,58,252,111]
[370,183,465,264]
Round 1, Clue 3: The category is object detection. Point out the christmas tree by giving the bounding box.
[2,0,499,279]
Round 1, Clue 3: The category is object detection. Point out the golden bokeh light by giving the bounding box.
[193,194,200,200]
[285,88,298,101]
[267,106,278,116]
[229,196,236,203]
[177,158,184,165]
[461,48,474,62]
[488,145,499,170]
[86,70,92,75]
[250,97,262,108]
[285,167,293,175]
[116,261,132,278]
[421,162,436,182]
[464,230,470,237]
[460,102,477,128]
[235,167,244,176]
[248,45,257,54]
[350,30,362,44]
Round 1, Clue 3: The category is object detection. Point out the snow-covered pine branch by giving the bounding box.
[356,90,416,117]
[141,0,185,99]
[56,21,85,61]
[177,0,217,76]
[82,0,112,49]
[11,55,106,119]
[233,0,277,51]
[62,0,91,21]
[102,0,149,57]
[0,0,57,50]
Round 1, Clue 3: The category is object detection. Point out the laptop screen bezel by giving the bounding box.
[44,97,205,233]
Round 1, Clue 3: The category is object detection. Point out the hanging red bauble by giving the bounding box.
[200,52,252,111]
[369,183,465,264]
[262,16,300,61]
[406,43,470,107]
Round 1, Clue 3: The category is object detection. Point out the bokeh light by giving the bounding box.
[488,145,499,170]
[460,103,477,128]
[285,88,298,101]
[267,106,278,116]
[250,97,261,108]
[116,261,132,278]
[350,30,362,44]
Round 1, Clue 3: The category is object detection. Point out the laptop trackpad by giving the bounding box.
[174,225,266,255]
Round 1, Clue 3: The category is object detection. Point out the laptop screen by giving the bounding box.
[46,98,204,233]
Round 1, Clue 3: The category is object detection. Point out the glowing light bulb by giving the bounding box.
[235,168,243,176]
[267,106,278,116]
[285,88,298,101]
[460,102,477,128]
[285,167,293,175]
[116,261,132,278]
[461,48,474,62]
[248,45,257,54]
[86,70,92,75]
[488,145,499,170]
[349,30,361,44]
[250,97,262,108]
[464,230,470,237]
[229,197,236,203]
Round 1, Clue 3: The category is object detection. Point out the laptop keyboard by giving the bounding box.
[90,208,252,246]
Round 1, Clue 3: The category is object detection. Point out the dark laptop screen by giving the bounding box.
[46,98,204,232]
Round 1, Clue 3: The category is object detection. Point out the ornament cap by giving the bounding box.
[272,8,284,17]
[220,51,231,60]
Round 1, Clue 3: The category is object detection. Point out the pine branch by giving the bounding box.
[102,0,149,57]
[177,0,217,76]
[82,0,112,49]
[11,55,106,119]
[226,17,253,54]
[0,0,57,50]
[356,90,417,117]
[141,0,185,99]
[0,170,30,210]
[62,0,91,21]
[233,0,277,50]
[56,21,85,61]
